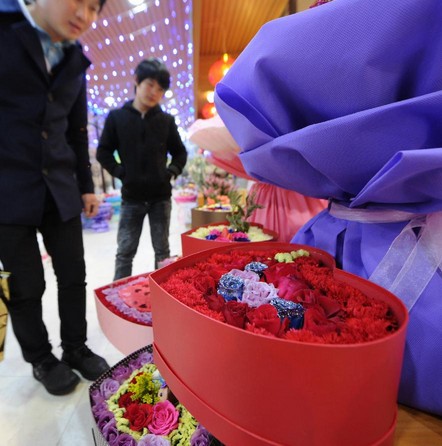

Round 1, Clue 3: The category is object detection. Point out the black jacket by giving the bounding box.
[0,6,95,225]
[97,101,187,202]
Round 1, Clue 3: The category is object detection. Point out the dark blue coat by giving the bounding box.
[0,5,94,225]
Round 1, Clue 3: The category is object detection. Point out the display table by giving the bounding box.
[396,406,442,445]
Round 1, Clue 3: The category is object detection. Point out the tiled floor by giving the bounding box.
[0,201,189,446]
[2,202,442,446]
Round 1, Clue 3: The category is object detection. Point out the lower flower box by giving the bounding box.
[149,242,409,446]
[89,345,220,445]
[181,221,278,256]
[94,274,153,356]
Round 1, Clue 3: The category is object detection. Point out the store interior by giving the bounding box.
[1,0,442,445]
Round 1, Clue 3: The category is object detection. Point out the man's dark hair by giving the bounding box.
[134,58,171,90]
[99,0,106,10]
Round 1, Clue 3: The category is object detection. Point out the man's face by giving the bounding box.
[34,0,101,42]
[135,78,166,110]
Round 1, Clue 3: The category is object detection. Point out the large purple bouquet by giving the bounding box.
[215,0,442,415]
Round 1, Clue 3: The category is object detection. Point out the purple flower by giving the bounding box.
[112,364,132,383]
[97,411,114,431]
[242,281,279,308]
[230,232,250,242]
[99,378,121,399]
[138,434,171,445]
[105,425,120,445]
[91,400,108,418]
[102,419,118,439]
[110,433,138,446]
[90,388,106,404]
[129,351,153,370]
[191,425,211,446]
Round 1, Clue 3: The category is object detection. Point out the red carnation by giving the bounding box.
[204,292,225,312]
[303,307,341,336]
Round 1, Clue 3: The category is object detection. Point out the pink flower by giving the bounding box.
[229,269,260,282]
[148,400,179,436]
[242,281,278,308]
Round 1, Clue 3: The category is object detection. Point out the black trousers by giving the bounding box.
[0,194,87,363]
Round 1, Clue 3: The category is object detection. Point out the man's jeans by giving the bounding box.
[114,199,171,280]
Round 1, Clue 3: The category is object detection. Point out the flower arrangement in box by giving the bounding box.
[160,247,399,344]
[97,275,152,326]
[183,190,276,255]
[189,190,268,242]
[94,275,154,356]
[90,345,222,445]
[188,224,272,243]
[148,242,408,445]
[172,176,198,204]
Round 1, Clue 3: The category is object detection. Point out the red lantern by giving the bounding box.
[208,53,236,86]
[201,102,217,119]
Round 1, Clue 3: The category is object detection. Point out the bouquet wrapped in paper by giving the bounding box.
[215,0,442,416]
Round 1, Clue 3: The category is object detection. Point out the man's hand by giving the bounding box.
[82,193,99,218]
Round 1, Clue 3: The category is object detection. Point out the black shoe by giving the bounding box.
[62,345,110,381]
[32,354,80,396]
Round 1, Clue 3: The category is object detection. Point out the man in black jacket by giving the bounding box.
[0,0,109,395]
[97,58,188,277]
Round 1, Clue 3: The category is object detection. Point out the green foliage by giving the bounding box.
[226,190,264,233]
[127,371,161,405]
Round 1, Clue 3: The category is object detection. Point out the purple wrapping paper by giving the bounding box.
[215,0,442,415]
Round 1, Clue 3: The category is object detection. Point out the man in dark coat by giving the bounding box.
[0,0,109,395]
[97,58,188,277]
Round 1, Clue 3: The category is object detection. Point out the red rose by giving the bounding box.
[125,402,153,431]
[263,262,302,286]
[193,273,217,296]
[223,301,249,328]
[303,307,341,336]
[118,392,134,408]
[317,295,341,318]
[246,304,283,336]
[204,292,225,312]
[276,275,309,301]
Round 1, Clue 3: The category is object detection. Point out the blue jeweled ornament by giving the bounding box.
[233,235,250,242]
[217,273,244,301]
[270,297,304,329]
[245,261,268,277]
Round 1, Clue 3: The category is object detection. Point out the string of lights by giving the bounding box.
[82,0,195,148]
